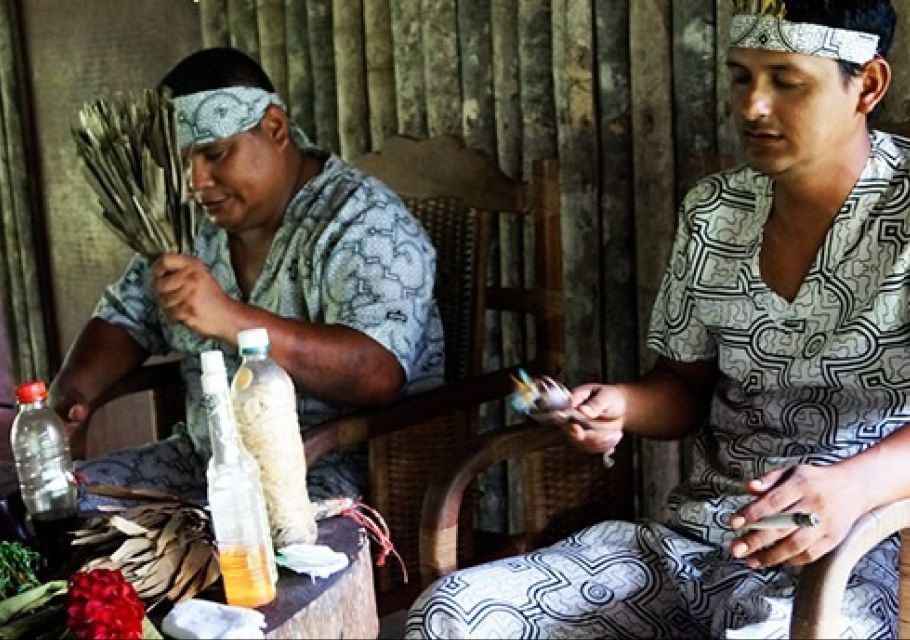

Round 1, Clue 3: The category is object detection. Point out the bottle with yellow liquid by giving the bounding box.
[201,349,276,608]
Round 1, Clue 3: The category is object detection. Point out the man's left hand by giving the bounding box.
[727,463,871,569]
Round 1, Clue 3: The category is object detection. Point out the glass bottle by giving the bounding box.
[231,327,317,547]
[10,380,78,575]
[201,349,277,607]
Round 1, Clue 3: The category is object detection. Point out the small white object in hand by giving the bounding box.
[161,598,267,639]
[276,543,350,580]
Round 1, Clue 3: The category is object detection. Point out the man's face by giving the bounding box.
[727,47,866,178]
[185,121,286,233]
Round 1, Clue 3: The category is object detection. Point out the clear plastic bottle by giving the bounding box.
[201,349,277,607]
[231,327,317,547]
[10,380,78,575]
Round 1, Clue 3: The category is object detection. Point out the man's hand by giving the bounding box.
[728,463,871,569]
[537,383,625,455]
[49,388,92,454]
[153,253,239,340]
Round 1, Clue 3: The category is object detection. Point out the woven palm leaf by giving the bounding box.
[72,89,196,259]
[71,485,219,606]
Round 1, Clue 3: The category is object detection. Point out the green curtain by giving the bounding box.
[0,0,54,383]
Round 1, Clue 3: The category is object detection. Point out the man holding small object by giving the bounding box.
[408,1,908,637]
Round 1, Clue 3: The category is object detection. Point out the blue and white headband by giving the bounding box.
[173,86,286,147]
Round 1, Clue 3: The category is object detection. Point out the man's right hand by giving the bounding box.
[542,383,626,455]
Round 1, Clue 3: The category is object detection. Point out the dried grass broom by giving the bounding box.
[72,89,196,259]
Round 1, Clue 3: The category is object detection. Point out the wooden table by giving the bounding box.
[262,516,378,638]
[165,516,379,639]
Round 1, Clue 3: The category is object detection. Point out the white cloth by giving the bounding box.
[276,543,349,579]
[161,598,267,639]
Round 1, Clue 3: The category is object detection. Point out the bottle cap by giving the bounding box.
[237,327,270,354]
[200,350,228,394]
[200,350,226,375]
[15,381,47,404]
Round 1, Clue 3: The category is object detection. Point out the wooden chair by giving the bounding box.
[788,499,910,637]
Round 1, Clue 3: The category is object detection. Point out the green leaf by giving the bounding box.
[0,582,67,626]
[141,616,164,640]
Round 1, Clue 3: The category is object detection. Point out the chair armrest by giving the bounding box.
[791,497,910,639]
[303,364,542,465]
[417,421,563,585]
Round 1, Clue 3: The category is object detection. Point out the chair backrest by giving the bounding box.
[398,196,486,384]
[354,134,565,381]
[352,135,571,594]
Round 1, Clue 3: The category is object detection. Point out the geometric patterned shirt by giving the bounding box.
[648,130,910,546]
[94,151,445,458]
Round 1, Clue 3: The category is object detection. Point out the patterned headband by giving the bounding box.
[730,14,880,64]
[173,86,286,147]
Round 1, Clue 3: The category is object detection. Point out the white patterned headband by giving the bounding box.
[172,86,285,147]
[730,14,880,64]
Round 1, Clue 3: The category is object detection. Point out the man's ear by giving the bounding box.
[858,57,891,115]
[260,104,291,148]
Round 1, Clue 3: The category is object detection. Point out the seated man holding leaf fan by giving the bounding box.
[50,47,444,505]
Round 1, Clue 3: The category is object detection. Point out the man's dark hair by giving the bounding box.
[158,47,275,97]
[783,0,896,80]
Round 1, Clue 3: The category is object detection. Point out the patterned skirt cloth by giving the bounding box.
[75,431,367,509]
[405,520,897,639]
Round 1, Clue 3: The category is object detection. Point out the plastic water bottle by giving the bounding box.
[231,328,317,547]
[201,350,277,607]
[10,380,78,574]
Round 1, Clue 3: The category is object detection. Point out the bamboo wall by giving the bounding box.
[6,0,910,515]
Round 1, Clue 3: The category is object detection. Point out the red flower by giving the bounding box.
[66,569,145,640]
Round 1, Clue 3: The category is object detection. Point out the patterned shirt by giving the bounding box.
[95,151,445,457]
[648,131,910,546]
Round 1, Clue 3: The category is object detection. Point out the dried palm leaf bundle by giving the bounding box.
[71,485,219,607]
[72,89,196,258]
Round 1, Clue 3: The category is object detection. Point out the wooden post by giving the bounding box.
[458,0,494,154]
[227,0,259,60]
[422,0,460,136]
[630,0,680,522]
[199,0,230,48]
[257,0,288,101]
[307,0,340,152]
[363,0,397,149]
[285,0,315,139]
[552,0,600,386]
[391,0,427,136]
[594,0,637,520]
[492,0,527,536]
[333,0,368,159]
[715,0,739,166]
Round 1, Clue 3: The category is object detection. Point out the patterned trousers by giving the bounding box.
[406,521,897,639]
[75,431,367,509]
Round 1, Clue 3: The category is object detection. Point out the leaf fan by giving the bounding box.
[72,89,196,259]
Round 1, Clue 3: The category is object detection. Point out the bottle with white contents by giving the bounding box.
[201,349,277,607]
[231,328,317,547]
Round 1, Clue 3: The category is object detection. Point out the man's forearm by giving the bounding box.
[212,303,404,407]
[618,357,717,441]
[50,318,150,409]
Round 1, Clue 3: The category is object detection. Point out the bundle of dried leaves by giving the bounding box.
[72,89,196,259]
[71,485,219,607]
